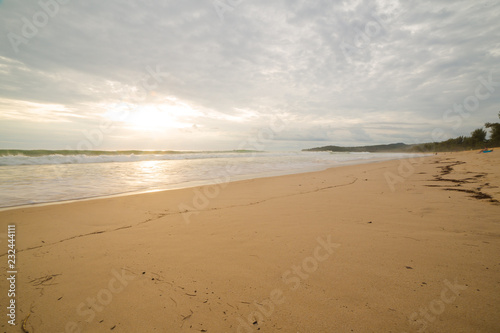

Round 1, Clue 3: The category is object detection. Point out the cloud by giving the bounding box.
[0,0,499,150]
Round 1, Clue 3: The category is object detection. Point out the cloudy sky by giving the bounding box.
[1,0,499,151]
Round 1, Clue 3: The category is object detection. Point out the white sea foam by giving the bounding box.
[0,152,263,166]
[0,151,426,208]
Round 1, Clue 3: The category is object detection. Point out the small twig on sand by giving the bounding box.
[30,274,61,286]
[22,313,30,333]
[180,310,193,328]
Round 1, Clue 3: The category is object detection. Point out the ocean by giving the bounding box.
[0,150,422,209]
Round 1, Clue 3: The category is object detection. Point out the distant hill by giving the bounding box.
[303,114,500,153]
[302,143,412,152]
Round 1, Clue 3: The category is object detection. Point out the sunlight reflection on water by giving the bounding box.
[0,152,425,208]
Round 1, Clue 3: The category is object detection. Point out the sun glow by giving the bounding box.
[105,100,199,133]
[126,105,186,132]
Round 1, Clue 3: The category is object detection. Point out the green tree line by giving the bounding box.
[411,112,500,152]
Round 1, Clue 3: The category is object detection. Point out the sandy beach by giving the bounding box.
[1,151,499,332]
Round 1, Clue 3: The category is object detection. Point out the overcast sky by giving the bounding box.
[1,0,499,151]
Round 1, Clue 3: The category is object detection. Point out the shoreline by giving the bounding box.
[0,153,430,212]
[1,151,498,332]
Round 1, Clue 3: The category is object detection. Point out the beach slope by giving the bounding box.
[1,151,499,332]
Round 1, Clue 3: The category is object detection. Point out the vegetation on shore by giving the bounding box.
[303,143,411,153]
[304,112,500,153]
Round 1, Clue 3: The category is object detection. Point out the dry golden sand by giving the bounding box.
[1,151,499,332]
